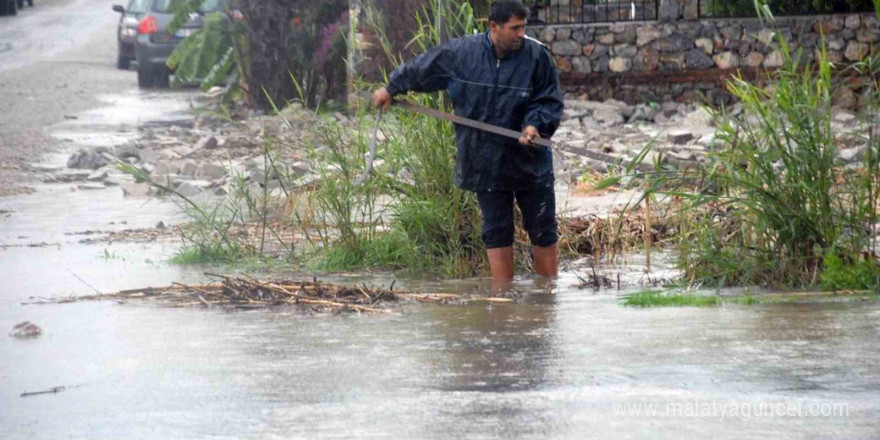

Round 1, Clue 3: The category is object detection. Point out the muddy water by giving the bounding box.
[2,91,880,439]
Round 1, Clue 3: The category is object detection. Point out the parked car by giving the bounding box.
[0,0,33,16]
[112,0,150,70]
[133,0,227,89]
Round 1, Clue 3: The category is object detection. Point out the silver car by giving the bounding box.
[113,0,149,70]
[133,0,226,88]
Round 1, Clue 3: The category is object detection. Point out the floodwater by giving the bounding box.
[2,92,880,439]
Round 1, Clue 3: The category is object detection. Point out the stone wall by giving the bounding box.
[529,12,880,105]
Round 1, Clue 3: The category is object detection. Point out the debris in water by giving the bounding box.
[21,386,65,398]
[9,321,43,338]
[30,273,512,314]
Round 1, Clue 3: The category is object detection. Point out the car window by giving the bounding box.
[153,0,226,13]
[127,0,149,13]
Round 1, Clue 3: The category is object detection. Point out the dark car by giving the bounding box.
[0,0,33,16]
[133,0,227,89]
[112,0,150,70]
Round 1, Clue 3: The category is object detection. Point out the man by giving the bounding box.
[372,0,563,281]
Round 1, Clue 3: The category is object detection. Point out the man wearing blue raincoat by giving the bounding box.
[373,0,564,282]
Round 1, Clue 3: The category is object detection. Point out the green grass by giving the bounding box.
[170,243,242,265]
[626,2,880,289]
[621,290,720,307]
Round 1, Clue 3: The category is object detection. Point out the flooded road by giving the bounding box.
[0,86,878,440]
[2,1,880,437]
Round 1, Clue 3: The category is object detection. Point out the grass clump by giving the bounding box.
[621,290,720,307]
[627,1,880,289]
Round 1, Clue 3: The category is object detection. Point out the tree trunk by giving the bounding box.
[236,0,296,111]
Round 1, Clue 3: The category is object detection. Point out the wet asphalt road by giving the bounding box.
[0,0,134,196]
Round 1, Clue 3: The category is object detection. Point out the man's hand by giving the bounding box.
[372,87,392,111]
[519,125,540,147]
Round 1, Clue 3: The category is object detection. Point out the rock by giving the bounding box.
[173,145,195,158]
[608,57,632,73]
[764,50,784,68]
[77,183,106,191]
[572,29,592,44]
[652,35,691,52]
[694,37,714,55]
[857,28,880,43]
[113,144,140,160]
[832,87,858,110]
[555,57,573,73]
[597,32,615,45]
[827,37,846,51]
[685,49,714,69]
[121,182,150,197]
[614,26,637,44]
[248,169,267,185]
[660,52,686,70]
[667,130,694,145]
[612,44,637,58]
[103,175,133,186]
[845,41,870,61]
[194,136,219,151]
[139,147,159,164]
[593,56,609,72]
[56,170,92,182]
[756,29,775,45]
[592,108,625,127]
[744,51,765,67]
[571,56,591,74]
[175,181,202,197]
[845,15,861,30]
[634,49,661,71]
[181,160,199,177]
[684,107,714,127]
[636,25,661,47]
[86,169,108,181]
[628,105,656,123]
[153,161,179,176]
[551,40,582,56]
[719,25,743,41]
[713,51,739,69]
[195,163,226,180]
[833,111,857,126]
[9,321,42,338]
[541,27,556,43]
[589,44,610,59]
[838,146,866,163]
[555,27,571,41]
[67,148,110,170]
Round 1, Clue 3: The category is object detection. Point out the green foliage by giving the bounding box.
[300,0,489,276]
[166,10,238,90]
[627,1,880,288]
[621,290,720,307]
[820,251,880,291]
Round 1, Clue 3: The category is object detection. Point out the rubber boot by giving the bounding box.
[532,243,558,278]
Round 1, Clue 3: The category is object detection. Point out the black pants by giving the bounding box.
[476,185,558,249]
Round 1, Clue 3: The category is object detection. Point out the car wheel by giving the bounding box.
[154,67,170,88]
[117,55,131,70]
[137,67,154,89]
[7,0,17,15]
[26,0,32,6]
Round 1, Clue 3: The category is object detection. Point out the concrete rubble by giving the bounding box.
[44,93,876,200]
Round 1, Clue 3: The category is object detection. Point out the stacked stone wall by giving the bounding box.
[529,13,880,105]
